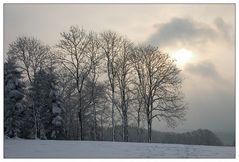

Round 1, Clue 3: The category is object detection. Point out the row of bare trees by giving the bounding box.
[6,26,187,142]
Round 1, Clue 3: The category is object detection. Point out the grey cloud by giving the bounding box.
[214,17,232,41]
[185,61,223,82]
[147,17,217,47]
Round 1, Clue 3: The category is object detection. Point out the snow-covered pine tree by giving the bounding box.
[30,69,53,139]
[49,67,66,140]
[30,68,65,140]
[4,59,25,138]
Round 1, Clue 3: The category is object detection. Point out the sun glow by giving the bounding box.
[171,48,193,66]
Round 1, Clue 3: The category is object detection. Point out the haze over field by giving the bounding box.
[4,4,235,135]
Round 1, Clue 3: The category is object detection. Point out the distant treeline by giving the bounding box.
[101,127,224,146]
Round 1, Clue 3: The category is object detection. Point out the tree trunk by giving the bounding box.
[33,104,38,139]
[122,117,124,141]
[100,115,104,140]
[147,109,152,143]
[93,102,97,141]
[111,89,115,141]
[147,121,152,143]
[78,109,84,140]
[92,67,97,141]
[123,111,128,142]
[77,82,84,141]
[137,109,141,142]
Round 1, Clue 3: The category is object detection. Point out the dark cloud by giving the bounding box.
[147,17,218,47]
[148,18,216,46]
[185,61,223,82]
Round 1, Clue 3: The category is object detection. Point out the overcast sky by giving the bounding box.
[4,4,235,133]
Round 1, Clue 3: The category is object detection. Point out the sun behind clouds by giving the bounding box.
[171,48,193,66]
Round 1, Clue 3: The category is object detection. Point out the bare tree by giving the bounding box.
[130,45,187,143]
[115,38,133,142]
[100,31,122,141]
[87,32,102,140]
[7,36,51,84]
[98,101,111,141]
[57,26,92,140]
[131,87,146,142]
[56,68,77,140]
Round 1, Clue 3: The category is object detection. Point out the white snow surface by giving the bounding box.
[4,138,235,158]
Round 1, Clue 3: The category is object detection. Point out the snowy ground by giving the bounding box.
[4,138,235,158]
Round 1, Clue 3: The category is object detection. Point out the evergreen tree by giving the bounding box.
[30,69,52,139]
[30,68,65,139]
[49,68,66,139]
[4,59,25,138]
[20,103,35,139]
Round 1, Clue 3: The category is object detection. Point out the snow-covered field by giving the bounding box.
[4,139,235,158]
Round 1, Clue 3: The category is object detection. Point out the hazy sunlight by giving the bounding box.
[172,48,193,66]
